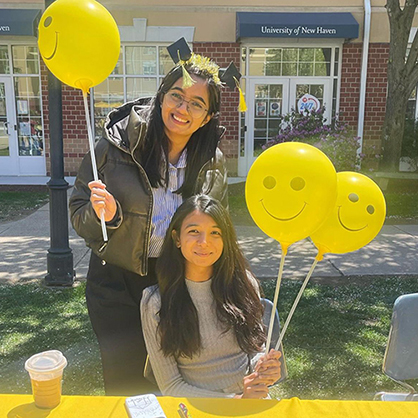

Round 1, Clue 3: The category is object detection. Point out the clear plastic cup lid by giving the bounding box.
[25,350,67,374]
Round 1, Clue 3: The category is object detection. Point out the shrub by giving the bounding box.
[263,107,362,171]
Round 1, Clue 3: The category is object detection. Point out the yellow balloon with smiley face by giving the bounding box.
[311,171,386,259]
[245,142,337,252]
[38,0,120,93]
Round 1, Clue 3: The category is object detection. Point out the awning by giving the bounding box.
[0,9,42,36]
[236,12,359,40]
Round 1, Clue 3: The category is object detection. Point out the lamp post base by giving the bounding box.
[45,251,75,286]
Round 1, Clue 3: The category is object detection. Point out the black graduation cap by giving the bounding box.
[220,61,247,111]
[219,61,242,90]
[167,37,192,64]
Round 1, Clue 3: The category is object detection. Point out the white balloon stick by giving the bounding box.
[274,257,319,352]
[82,91,108,243]
[265,248,286,354]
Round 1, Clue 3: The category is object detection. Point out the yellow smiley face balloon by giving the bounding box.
[38,0,120,93]
[245,142,337,252]
[311,171,386,259]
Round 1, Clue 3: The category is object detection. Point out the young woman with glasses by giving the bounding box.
[69,56,228,396]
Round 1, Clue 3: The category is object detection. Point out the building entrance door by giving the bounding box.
[240,78,289,175]
[240,77,331,175]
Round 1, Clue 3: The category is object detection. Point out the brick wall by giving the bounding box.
[193,42,241,175]
[41,61,89,176]
[339,43,389,158]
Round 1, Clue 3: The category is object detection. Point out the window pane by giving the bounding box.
[299,48,315,61]
[241,47,247,76]
[0,82,9,156]
[0,46,9,74]
[315,62,328,76]
[111,48,123,75]
[126,46,157,75]
[126,77,157,101]
[332,78,338,119]
[334,47,340,76]
[249,48,282,76]
[93,77,124,140]
[283,48,297,62]
[12,46,39,74]
[159,46,172,75]
[282,63,297,76]
[299,63,314,76]
[240,111,245,157]
[14,76,43,156]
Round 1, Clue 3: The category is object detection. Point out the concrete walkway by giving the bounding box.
[1,197,418,284]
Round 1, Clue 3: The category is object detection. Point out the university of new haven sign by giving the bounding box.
[0,9,42,36]
[236,12,359,40]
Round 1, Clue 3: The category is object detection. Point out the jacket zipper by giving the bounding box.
[130,123,154,276]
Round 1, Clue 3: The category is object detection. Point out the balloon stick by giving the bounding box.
[274,256,319,352]
[82,91,108,243]
[265,246,287,354]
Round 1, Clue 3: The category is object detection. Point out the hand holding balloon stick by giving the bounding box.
[273,171,386,352]
[245,142,337,353]
[38,0,121,243]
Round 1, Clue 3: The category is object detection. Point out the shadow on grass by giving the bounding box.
[0,283,104,396]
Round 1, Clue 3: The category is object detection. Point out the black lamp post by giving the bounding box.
[44,0,74,286]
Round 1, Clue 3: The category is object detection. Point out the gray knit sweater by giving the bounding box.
[140,278,262,398]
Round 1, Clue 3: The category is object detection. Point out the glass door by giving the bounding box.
[290,78,332,121]
[0,77,18,175]
[243,78,289,174]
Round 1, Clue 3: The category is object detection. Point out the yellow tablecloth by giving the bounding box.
[1,394,418,418]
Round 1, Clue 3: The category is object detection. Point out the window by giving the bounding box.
[93,45,172,140]
[247,47,332,77]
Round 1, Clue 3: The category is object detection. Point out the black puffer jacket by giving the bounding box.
[69,99,228,276]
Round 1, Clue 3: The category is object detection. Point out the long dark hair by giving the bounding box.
[137,64,222,199]
[156,195,266,359]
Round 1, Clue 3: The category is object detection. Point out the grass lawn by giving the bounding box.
[1,277,417,399]
[0,187,49,223]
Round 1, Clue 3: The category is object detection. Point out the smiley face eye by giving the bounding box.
[44,16,52,27]
[367,205,375,214]
[263,176,276,189]
[348,193,359,203]
[290,177,305,191]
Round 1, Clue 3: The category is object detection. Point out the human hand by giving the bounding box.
[254,349,282,386]
[88,180,117,222]
[235,371,269,399]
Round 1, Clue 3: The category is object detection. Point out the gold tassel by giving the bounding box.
[178,51,195,89]
[234,76,247,112]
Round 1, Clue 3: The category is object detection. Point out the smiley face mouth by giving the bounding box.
[337,206,368,232]
[43,32,59,60]
[260,199,307,221]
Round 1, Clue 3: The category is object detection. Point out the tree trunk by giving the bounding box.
[380,87,409,171]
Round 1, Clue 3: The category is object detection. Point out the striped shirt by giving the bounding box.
[148,149,187,257]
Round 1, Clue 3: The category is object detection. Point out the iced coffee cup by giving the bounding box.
[25,350,67,409]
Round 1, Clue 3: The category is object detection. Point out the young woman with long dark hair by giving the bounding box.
[70,55,228,396]
[141,195,282,398]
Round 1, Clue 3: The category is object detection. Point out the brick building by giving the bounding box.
[0,0,414,182]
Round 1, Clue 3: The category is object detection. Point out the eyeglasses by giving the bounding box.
[165,91,208,118]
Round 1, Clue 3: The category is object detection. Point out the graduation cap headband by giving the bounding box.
[166,38,247,112]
